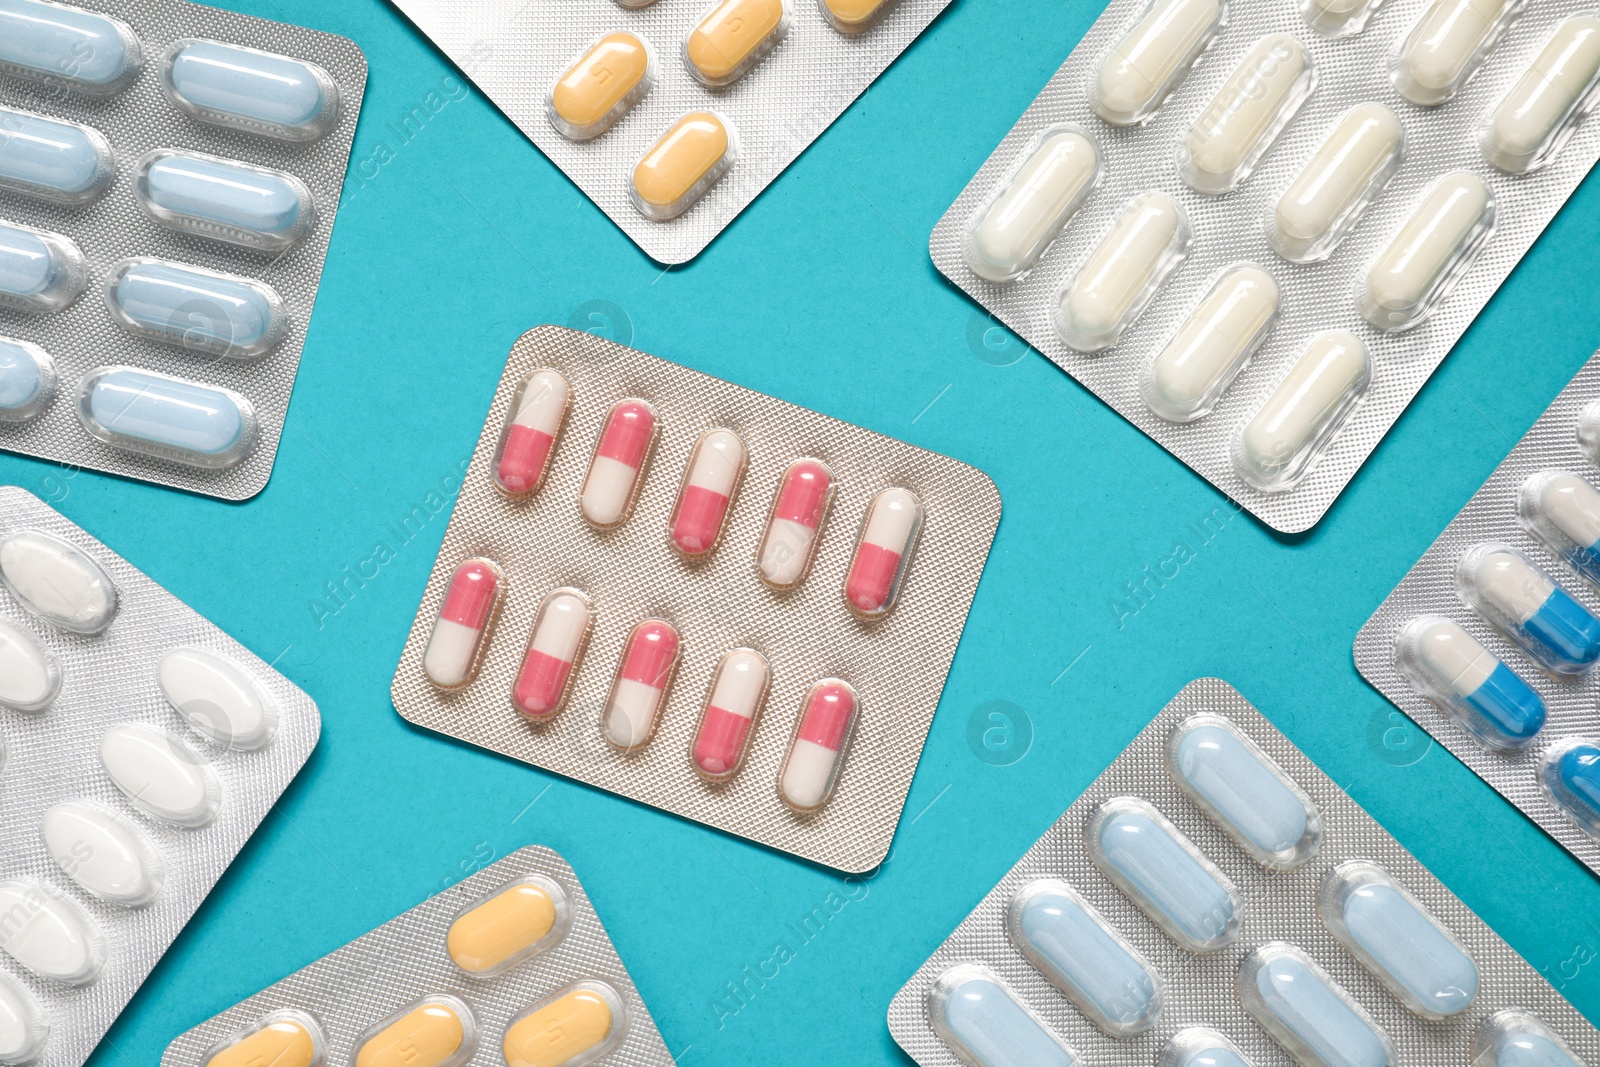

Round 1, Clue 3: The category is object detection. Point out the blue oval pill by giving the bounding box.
[0,0,141,93]
[0,220,85,313]
[135,150,314,252]
[929,967,1076,1067]
[1475,1012,1585,1067]
[77,366,254,469]
[0,107,115,204]
[105,258,285,358]
[1239,944,1395,1067]
[1170,716,1319,867]
[163,39,339,141]
[1543,738,1600,837]
[1159,1029,1254,1067]
[0,338,54,422]
[1089,798,1241,952]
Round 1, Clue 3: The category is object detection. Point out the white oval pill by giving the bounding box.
[1236,330,1369,491]
[965,127,1100,283]
[0,617,60,712]
[1144,265,1279,422]
[1269,103,1403,263]
[0,531,117,634]
[0,882,106,985]
[100,723,222,828]
[1181,35,1313,194]
[159,647,278,750]
[1393,0,1518,106]
[1359,170,1492,331]
[0,971,48,1063]
[1058,192,1190,353]
[1481,15,1600,174]
[1092,0,1224,125]
[42,802,165,907]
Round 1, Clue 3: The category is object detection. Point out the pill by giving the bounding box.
[0,338,55,422]
[581,400,656,528]
[0,881,105,985]
[630,111,736,221]
[0,0,140,94]
[0,971,47,1065]
[757,459,834,588]
[1319,860,1478,1019]
[549,32,654,141]
[1269,104,1402,263]
[1481,16,1600,174]
[512,589,592,722]
[205,1015,322,1067]
[1088,797,1241,952]
[928,965,1077,1067]
[1239,943,1396,1067]
[1182,36,1313,195]
[778,679,858,811]
[1160,1030,1253,1067]
[41,801,165,907]
[685,0,790,87]
[0,107,115,205]
[822,0,896,33]
[494,370,571,498]
[105,258,287,359]
[1056,191,1189,353]
[601,619,680,751]
[1394,0,1518,105]
[355,998,470,1067]
[0,220,86,314]
[1007,879,1163,1036]
[1235,330,1369,492]
[964,127,1100,284]
[1167,714,1321,868]
[1395,616,1546,749]
[100,723,222,828]
[1456,545,1600,674]
[692,648,770,780]
[163,39,341,141]
[845,488,922,618]
[1542,737,1600,837]
[1301,0,1381,36]
[1143,265,1279,423]
[159,647,278,750]
[1520,472,1600,585]
[77,366,257,470]
[423,559,503,690]
[670,429,747,557]
[1474,1011,1587,1067]
[134,150,316,253]
[1360,170,1492,332]
[0,529,117,634]
[448,878,563,976]
[503,984,623,1067]
[1092,0,1223,125]
[0,618,59,712]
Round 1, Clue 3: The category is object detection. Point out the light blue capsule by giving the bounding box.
[1239,944,1396,1067]
[104,258,286,358]
[1168,714,1321,868]
[77,366,255,469]
[0,107,114,204]
[134,150,315,252]
[0,338,54,422]
[0,0,141,94]
[162,39,340,141]
[0,220,86,313]
[1473,1012,1585,1067]
[928,966,1076,1067]
[1542,737,1600,837]
[1159,1029,1254,1067]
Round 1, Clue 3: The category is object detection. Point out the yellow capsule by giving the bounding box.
[630,112,736,221]
[685,0,790,86]
[446,879,561,976]
[355,1001,468,1067]
[206,1016,320,1067]
[548,33,654,141]
[502,986,622,1067]
[822,0,896,33]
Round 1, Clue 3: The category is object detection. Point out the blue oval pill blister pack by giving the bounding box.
[0,0,366,500]
[888,679,1599,1067]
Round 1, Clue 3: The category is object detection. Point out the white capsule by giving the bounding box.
[1235,330,1370,491]
[1092,0,1225,125]
[0,617,60,712]
[1144,265,1279,422]
[42,801,166,907]
[1181,35,1315,194]
[0,882,105,986]
[99,723,223,828]
[1359,170,1493,331]
[158,647,278,750]
[1057,192,1190,353]
[0,971,48,1064]
[965,127,1100,283]
[1394,0,1521,106]
[1481,15,1600,174]
[1269,103,1403,263]
[0,530,117,634]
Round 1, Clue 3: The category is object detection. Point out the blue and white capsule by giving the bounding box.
[0,338,55,423]
[1457,544,1600,674]
[77,366,256,470]
[1472,1011,1586,1067]
[105,258,287,359]
[0,0,141,95]
[1541,736,1600,838]
[134,150,315,252]
[0,220,86,314]
[927,964,1077,1067]
[1159,1029,1254,1067]
[1238,943,1397,1067]
[0,106,114,205]
[162,39,341,141]
[1395,616,1546,750]
[1519,471,1600,586]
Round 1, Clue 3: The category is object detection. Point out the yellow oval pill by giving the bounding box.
[447,880,559,976]
[685,0,789,86]
[549,33,653,141]
[503,988,618,1067]
[356,1002,466,1067]
[206,1018,319,1067]
[630,112,734,221]
[823,0,894,32]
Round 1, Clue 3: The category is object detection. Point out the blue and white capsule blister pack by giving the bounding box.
[887,679,1599,1067]
[0,0,366,500]
[0,486,321,1067]
[930,0,1600,533]
[1356,345,1600,881]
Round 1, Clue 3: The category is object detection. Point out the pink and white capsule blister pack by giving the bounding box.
[390,325,1001,873]
[0,486,320,1067]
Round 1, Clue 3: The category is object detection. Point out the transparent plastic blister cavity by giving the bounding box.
[391,325,1002,873]
[0,486,321,1067]
[159,846,674,1067]
[930,0,1600,533]
[0,0,366,500]
[887,679,1600,1067]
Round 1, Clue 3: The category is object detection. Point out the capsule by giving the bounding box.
[1395,616,1546,749]
[1359,170,1493,331]
[927,965,1077,1067]
[77,366,257,470]
[1234,330,1370,492]
[0,529,117,634]
[134,150,316,252]
[163,39,341,141]
[0,881,106,985]
[778,679,857,812]
[42,801,166,907]
[1520,471,1600,585]
[1239,944,1397,1067]
[0,0,141,95]
[1091,0,1224,125]
[1181,35,1315,195]
[1394,0,1521,106]
[964,127,1101,284]
[669,428,746,556]
[205,1013,323,1067]
[1056,191,1190,353]
[0,220,86,314]
[1542,737,1600,837]
[512,589,592,722]
[1269,103,1403,263]
[0,106,115,205]
[1473,1011,1587,1067]
[757,458,834,588]
[580,399,656,528]
[691,648,770,780]
[1481,16,1600,174]
[0,337,56,423]
[548,32,655,141]
[493,369,571,498]
[0,972,47,1066]
[105,258,287,358]
[100,723,222,828]
[1143,265,1279,423]
[845,488,922,618]
[447,877,565,976]
[685,0,791,87]
[631,111,737,221]
[1456,544,1600,674]
[0,617,59,712]
[601,619,680,751]
[1160,1030,1254,1067]
[355,997,473,1067]
[1302,0,1383,36]
[503,983,624,1067]
[822,0,897,33]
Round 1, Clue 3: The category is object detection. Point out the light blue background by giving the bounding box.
[3,0,1598,1062]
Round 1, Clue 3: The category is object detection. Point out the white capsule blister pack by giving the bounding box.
[930,0,1600,533]
[390,325,1001,873]
[0,0,367,500]
[1355,346,1600,881]
[160,846,672,1067]
[388,0,954,264]
[0,486,321,1067]
[887,679,1599,1067]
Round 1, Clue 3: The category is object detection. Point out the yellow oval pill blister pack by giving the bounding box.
[160,846,673,1067]
[0,486,322,1067]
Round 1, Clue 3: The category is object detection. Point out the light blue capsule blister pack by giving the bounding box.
[1356,346,1600,882]
[887,679,1599,1067]
[0,0,366,500]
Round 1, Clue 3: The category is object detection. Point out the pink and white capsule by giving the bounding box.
[512,590,592,721]
[757,459,834,588]
[423,558,502,689]
[692,648,771,780]
[779,680,858,811]
[493,369,571,497]
[670,429,747,556]
[601,619,681,750]
[846,488,922,618]
[581,400,657,527]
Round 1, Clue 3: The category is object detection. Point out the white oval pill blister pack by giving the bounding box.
[0,0,367,501]
[930,0,1600,534]
[887,678,1600,1067]
[160,846,673,1067]
[1357,345,1600,883]
[0,485,321,1067]
[390,325,1001,874]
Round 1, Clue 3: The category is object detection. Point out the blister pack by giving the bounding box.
[887,678,1599,1067]
[0,486,321,1067]
[390,325,1000,873]
[929,0,1600,533]
[160,846,673,1067]
[1355,346,1600,881]
[0,0,367,500]
[388,0,954,264]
